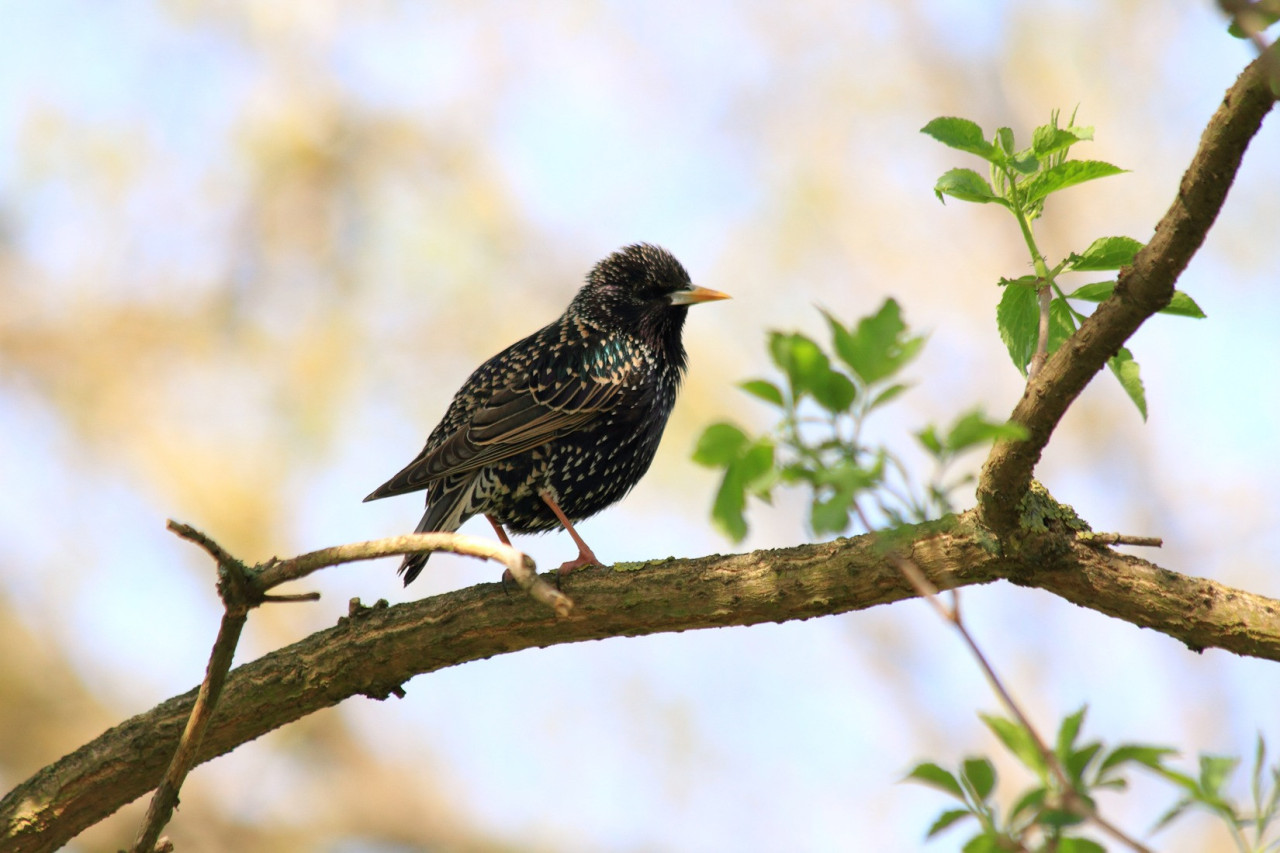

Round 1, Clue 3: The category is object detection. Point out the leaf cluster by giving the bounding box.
[1153,735,1280,852]
[909,708,1280,852]
[922,112,1205,419]
[693,300,1024,542]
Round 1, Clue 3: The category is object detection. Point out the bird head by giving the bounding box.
[571,244,729,357]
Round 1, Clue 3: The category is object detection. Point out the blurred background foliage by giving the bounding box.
[1,1,1278,850]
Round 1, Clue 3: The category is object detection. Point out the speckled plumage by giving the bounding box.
[365,243,728,584]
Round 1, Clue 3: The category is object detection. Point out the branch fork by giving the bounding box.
[128,521,569,852]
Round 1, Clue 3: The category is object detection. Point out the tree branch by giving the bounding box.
[978,45,1279,536]
[5,515,1279,853]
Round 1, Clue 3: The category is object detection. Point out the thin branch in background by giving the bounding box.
[852,503,1153,853]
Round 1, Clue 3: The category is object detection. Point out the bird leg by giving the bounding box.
[487,515,519,592]
[539,490,600,574]
[485,514,512,546]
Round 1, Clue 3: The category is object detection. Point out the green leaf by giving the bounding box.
[868,382,910,411]
[1251,734,1270,833]
[831,298,925,384]
[1108,346,1147,421]
[933,168,1005,205]
[981,713,1049,779]
[1067,123,1095,143]
[769,331,829,401]
[1066,280,1115,302]
[1007,151,1040,175]
[1228,8,1280,39]
[1010,787,1047,823]
[1056,706,1087,758]
[708,439,773,542]
[916,425,943,456]
[906,762,966,799]
[1032,123,1089,158]
[1162,291,1207,318]
[962,757,997,801]
[692,422,748,467]
[1057,838,1106,853]
[814,460,880,493]
[1152,765,1202,796]
[995,126,1015,156]
[996,280,1039,375]
[810,369,857,414]
[1019,160,1127,205]
[1153,797,1193,832]
[1098,744,1178,777]
[920,116,997,160]
[739,378,785,407]
[1200,754,1241,799]
[1100,742,1177,773]
[778,462,813,486]
[737,439,775,489]
[770,331,860,412]
[925,808,973,839]
[943,411,1028,455]
[710,467,748,542]
[1068,236,1144,271]
[1066,742,1104,783]
[1069,281,1206,319]
[962,833,1003,853]
[811,493,851,536]
[1047,295,1079,356]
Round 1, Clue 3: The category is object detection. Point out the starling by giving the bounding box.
[365,243,729,584]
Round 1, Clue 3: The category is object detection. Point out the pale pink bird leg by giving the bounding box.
[486,514,521,589]
[539,490,601,574]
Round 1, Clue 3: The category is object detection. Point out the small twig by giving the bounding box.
[1078,532,1163,548]
[167,519,572,616]
[131,557,252,853]
[255,532,572,617]
[166,520,240,567]
[261,591,323,603]
[853,504,1152,853]
[1028,283,1052,379]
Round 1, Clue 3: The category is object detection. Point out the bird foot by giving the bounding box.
[556,549,600,575]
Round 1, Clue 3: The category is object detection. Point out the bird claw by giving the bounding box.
[555,551,600,575]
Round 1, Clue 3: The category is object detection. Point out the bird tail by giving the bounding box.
[399,475,479,586]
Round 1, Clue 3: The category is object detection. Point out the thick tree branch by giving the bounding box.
[978,46,1278,535]
[5,515,1279,853]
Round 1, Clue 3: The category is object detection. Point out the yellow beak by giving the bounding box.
[667,285,731,306]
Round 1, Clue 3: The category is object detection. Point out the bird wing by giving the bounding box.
[364,348,651,500]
